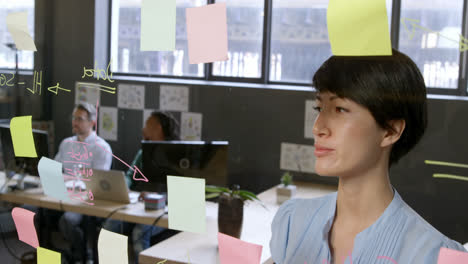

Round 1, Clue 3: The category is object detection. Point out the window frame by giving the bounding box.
[107,0,468,96]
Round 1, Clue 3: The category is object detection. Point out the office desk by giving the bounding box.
[139,182,337,264]
[0,172,168,226]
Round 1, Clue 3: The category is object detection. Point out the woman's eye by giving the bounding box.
[313,106,321,112]
[336,107,347,113]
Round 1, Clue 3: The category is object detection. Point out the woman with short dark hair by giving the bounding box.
[270,50,466,264]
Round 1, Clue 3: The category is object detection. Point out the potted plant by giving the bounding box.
[276,172,297,204]
[205,184,264,239]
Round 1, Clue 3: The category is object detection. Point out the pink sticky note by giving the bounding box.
[438,247,468,264]
[218,232,262,264]
[11,207,39,248]
[186,3,228,64]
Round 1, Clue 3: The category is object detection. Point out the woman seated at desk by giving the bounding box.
[103,111,180,262]
[270,50,467,264]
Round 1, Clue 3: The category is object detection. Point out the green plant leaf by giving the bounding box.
[238,190,268,210]
[205,193,220,199]
[205,185,230,193]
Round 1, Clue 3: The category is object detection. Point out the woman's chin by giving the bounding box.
[315,164,337,177]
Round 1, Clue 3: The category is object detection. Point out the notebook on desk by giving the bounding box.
[82,169,139,204]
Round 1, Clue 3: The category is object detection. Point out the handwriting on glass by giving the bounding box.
[63,141,95,205]
[79,60,117,94]
[94,99,149,182]
[82,60,114,83]
[401,18,468,52]
[1,70,71,96]
[0,73,15,87]
[76,81,116,94]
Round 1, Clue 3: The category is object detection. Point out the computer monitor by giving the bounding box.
[136,140,229,193]
[0,123,50,177]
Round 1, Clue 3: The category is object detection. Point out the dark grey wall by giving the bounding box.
[45,0,468,243]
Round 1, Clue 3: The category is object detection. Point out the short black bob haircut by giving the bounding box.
[150,111,180,141]
[312,49,428,167]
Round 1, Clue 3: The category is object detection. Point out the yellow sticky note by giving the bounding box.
[10,116,37,157]
[98,229,128,264]
[167,176,206,234]
[37,247,61,264]
[327,0,392,56]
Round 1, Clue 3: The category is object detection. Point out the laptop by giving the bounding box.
[84,169,139,204]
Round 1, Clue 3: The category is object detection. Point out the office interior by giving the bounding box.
[0,0,468,263]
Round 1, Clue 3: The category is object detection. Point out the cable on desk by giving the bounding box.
[99,205,128,230]
[0,222,22,261]
[133,210,168,244]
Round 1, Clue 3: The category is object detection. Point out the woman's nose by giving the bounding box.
[312,114,330,137]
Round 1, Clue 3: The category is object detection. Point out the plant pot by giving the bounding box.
[276,184,297,204]
[218,193,244,239]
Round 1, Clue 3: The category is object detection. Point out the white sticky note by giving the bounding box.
[98,229,128,264]
[181,112,202,141]
[159,85,189,112]
[6,12,37,51]
[140,0,176,51]
[167,176,206,234]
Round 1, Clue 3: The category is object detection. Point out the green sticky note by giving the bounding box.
[140,0,176,51]
[37,247,61,264]
[327,0,392,56]
[167,176,206,234]
[10,116,37,157]
[38,157,70,202]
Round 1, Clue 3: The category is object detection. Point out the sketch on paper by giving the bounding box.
[181,112,202,141]
[160,85,189,112]
[280,143,315,173]
[118,84,145,110]
[75,82,101,105]
[98,107,118,141]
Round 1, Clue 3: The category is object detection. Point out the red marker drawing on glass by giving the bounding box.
[94,99,148,182]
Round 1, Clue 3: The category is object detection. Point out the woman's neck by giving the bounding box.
[335,166,394,230]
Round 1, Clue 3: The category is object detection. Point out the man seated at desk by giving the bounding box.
[55,102,112,264]
[103,111,179,263]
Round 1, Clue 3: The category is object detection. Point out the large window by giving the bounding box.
[399,0,464,89]
[110,0,468,94]
[269,0,392,83]
[212,0,264,78]
[269,0,329,83]
[0,0,34,70]
[111,0,206,77]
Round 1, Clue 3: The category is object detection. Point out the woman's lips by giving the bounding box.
[314,144,334,157]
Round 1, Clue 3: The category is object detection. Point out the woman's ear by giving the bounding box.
[381,119,405,147]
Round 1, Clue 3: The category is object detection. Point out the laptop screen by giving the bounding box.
[135,140,229,192]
